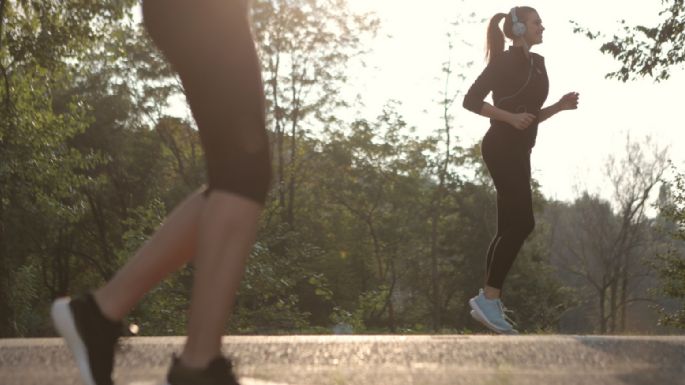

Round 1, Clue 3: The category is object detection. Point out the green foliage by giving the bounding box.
[0,0,180,336]
[6,259,43,336]
[1,0,580,337]
[653,169,685,328]
[572,1,685,82]
[129,269,193,336]
[231,236,318,333]
[0,0,120,334]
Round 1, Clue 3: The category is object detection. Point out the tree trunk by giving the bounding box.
[0,0,13,336]
[368,218,383,281]
[0,239,9,337]
[0,0,11,112]
[86,193,114,279]
[599,287,607,333]
[620,264,629,332]
[287,110,297,227]
[609,277,617,333]
[430,205,441,331]
[388,255,397,332]
[358,252,368,293]
[267,55,287,221]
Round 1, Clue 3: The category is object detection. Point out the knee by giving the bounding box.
[510,216,535,240]
[205,149,272,205]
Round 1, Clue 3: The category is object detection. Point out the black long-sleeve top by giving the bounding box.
[463,46,549,149]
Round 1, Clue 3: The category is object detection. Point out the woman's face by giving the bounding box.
[523,11,544,45]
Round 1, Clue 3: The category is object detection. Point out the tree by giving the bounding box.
[2,0,581,336]
[425,30,465,331]
[251,0,378,227]
[0,0,137,337]
[0,0,203,336]
[316,104,427,331]
[572,0,685,82]
[550,135,668,333]
[572,0,685,333]
[652,169,685,329]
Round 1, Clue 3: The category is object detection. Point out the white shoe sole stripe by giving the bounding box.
[468,298,513,335]
[469,309,484,323]
[52,298,98,385]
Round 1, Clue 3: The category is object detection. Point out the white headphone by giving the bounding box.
[510,7,527,37]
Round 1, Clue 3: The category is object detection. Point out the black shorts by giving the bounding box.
[142,0,271,204]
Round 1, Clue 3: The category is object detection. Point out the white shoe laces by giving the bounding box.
[498,301,518,328]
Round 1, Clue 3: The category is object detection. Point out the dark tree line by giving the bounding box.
[1,0,682,337]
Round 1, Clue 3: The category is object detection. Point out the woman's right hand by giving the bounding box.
[507,112,536,130]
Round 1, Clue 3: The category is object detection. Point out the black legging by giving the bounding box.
[142,0,272,204]
[481,128,535,290]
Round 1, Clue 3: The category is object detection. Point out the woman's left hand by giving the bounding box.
[558,92,579,111]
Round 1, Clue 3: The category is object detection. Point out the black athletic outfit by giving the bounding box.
[463,46,549,290]
[143,0,272,204]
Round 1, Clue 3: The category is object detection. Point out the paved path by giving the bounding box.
[2,335,685,385]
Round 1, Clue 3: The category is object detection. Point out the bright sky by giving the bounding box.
[343,0,684,203]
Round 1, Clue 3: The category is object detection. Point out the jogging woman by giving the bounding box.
[463,6,579,334]
[51,0,271,384]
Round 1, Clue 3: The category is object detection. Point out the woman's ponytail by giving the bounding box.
[486,13,507,63]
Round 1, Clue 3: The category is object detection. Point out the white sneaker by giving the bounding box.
[468,289,518,334]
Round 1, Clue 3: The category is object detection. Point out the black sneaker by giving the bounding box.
[166,355,241,385]
[51,294,123,385]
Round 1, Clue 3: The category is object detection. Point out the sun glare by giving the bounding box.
[340,0,684,202]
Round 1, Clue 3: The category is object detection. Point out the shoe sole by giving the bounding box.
[470,309,519,334]
[469,310,483,323]
[468,298,517,335]
[52,298,98,385]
